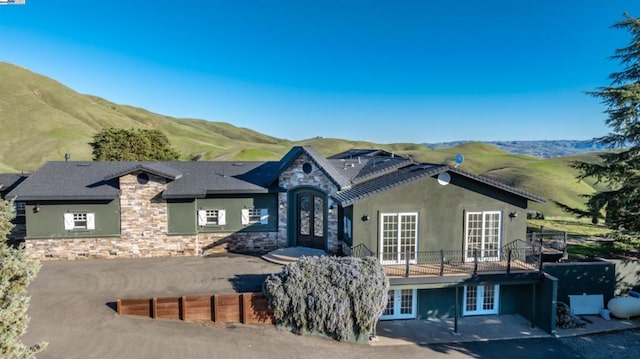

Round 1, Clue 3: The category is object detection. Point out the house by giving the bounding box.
[6,146,554,329]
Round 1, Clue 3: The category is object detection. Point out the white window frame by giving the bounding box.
[198,209,226,226]
[464,211,502,262]
[241,208,269,225]
[379,288,417,320]
[463,284,500,316]
[64,212,95,230]
[379,212,418,265]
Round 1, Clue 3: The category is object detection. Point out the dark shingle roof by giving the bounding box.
[0,173,29,195]
[104,163,183,181]
[333,164,446,206]
[333,164,546,206]
[6,161,279,201]
[6,162,121,201]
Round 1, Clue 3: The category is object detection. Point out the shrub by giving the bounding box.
[263,255,388,342]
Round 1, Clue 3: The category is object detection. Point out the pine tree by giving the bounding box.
[0,199,46,358]
[573,13,640,232]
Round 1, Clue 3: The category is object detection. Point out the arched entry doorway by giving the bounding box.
[289,188,327,250]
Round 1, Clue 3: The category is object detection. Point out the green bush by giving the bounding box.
[263,256,388,342]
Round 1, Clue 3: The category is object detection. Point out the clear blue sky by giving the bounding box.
[2,1,639,144]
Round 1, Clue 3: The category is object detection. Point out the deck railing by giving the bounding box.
[352,240,541,278]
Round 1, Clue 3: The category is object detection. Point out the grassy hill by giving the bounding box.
[0,62,606,218]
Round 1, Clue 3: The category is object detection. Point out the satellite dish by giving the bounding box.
[437,172,451,186]
[454,154,464,167]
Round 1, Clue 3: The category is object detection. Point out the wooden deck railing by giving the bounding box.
[352,241,541,278]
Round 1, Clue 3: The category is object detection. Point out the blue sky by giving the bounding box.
[1,1,639,144]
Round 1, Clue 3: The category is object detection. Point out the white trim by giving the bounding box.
[63,213,74,230]
[218,209,226,226]
[379,212,419,265]
[379,288,417,320]
[86,213,95,230]
[241,208,250,225]
[463,284,500,316]
[197,210,207,226]
[464,211,502,262]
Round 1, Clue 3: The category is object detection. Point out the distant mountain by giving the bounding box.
[0,62,608,218]
[424,140,609,158]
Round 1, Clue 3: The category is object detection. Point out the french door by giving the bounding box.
[379,289,417,320]
[379,213,418,265]
[295,190,326,249]
[463,285,499,316]
[465,211,501,261]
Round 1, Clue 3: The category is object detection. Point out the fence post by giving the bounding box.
[405,249,410,278]
[152,297,158,319]
[180,296,187,321]
[473,249,478,275]
[507,249,512,274]
[439,249,445,276]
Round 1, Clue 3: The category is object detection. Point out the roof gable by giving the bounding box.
[103,162,183,181]
[333,163,545,206]
[275,146,352,190]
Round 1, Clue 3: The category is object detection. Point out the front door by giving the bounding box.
[295,190,326,249]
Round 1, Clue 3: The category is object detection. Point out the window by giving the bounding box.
[465,211,501,261]
[379,212,418,264]
[241,208,269,225]
[63,212,95,230]
[13,202,25,217]
[380,289,417,320]
[198,209,226,226]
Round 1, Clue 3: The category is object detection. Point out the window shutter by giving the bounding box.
[63,213,74,230]
[241,209,250,225]
[197,210,207,226]
[218,209,226,225]
[260,208,269,224]
[86,213,95,230]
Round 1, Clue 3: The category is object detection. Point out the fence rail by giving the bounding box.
[352,241,541,278]
[117,292,274,325]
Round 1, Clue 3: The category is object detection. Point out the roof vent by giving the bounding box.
[233,163,244,166]
[64,153,71,162]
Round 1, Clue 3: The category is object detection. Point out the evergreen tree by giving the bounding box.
[90,128,180,161]
[573,13,640,231]
[0,199,46,358]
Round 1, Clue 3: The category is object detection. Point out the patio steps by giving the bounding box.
[261,247,327,265]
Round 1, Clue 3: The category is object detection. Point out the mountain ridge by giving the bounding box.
[0,62,606,217]
[424,140,609,158]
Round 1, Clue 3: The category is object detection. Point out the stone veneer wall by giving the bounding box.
[25,171,280,260]
[278,153,341,253]
[199,232,280,256]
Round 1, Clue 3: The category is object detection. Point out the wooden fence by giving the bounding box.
[117,292,274,324]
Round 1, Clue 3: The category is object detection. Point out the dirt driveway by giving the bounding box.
[23,254,474,359]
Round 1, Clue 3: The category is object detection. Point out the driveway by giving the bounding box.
[23,254,461,359]
[21,254,631,359]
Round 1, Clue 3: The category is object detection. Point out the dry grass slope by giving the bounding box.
[0,62,603,217]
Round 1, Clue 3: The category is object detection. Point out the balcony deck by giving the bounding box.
[383,259,538,278]
[352,240,542,279]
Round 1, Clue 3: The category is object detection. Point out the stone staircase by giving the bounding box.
[261,247,328,265]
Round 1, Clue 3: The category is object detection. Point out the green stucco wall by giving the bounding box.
[543,262,616,305]
[172,194,278,234]
[536,273,558,335]
[351,172,529,253]
[167,199,196,234]
[500,284,534,318]
[25,200,120,238]
[417,287,457,319]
